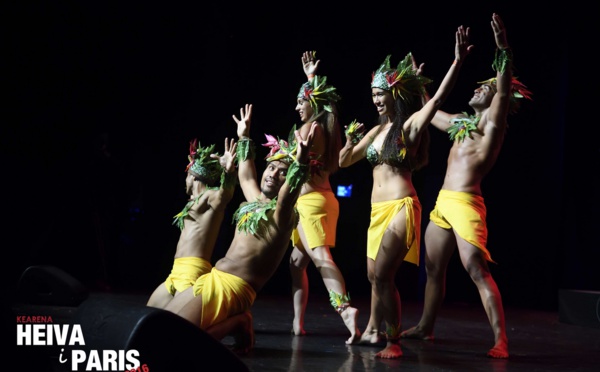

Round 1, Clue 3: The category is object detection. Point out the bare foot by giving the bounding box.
[400,325,434,341]
[375,342,403,359]
[487,340,509,358]
[232,312,255,355]
[358,329,385,345]
[292,318,306,336]
[341,306,361,344]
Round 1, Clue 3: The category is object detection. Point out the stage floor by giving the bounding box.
[9,291,600,372]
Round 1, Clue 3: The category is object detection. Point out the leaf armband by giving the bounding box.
[286,161,309,191]
[345,120,364,145]
[236,137,255,163]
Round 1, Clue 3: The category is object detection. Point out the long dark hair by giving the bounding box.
[308,103,342,174]
[379,94,429,171]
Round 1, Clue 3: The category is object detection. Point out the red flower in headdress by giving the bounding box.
[185,138,199,172]
[262,134,282,158]
[510,77,532,101]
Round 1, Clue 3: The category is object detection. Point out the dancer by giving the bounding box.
[147,138,237,309]
[339,25,472,358]
[289,51,359,344]
[400,14,532,359]
[165,104,316,354]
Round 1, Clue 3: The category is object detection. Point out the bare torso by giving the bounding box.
[174,190,226,261]
[298,121,333,195]
[214,214,295,293]
[442,113,505,195]
[369,123,416,203]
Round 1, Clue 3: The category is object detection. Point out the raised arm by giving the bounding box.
[408,25,473,136]
[301,51,319,82]
[413,56,457,132]
[207,137,238,211]
[275,123,316,222]
[413,53,459,131]
[232,104,262,201]
[430,110,458,131]
[412,54,429,107]
[487,13,512,126]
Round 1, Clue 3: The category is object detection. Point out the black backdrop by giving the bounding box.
[4,1,598,311]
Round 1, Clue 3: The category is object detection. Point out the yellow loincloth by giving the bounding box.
[367,196,421,265]
[164,257,212,295]
[291,191,338,249]
[429,189,494,263]
[193,268,257,330]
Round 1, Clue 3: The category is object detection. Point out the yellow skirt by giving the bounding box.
[165,257,212,295]
[291,191,338,249]
[367,196,421,265]
[429,189,494,263]
[193,268,257,330]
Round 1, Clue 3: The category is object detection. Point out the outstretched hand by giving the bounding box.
[455,25,474,63]
[491,13,509,50]
[295,122,317,163]
[411,53,425,76]
[232,104,253,139]
[212,138,237,173]
[301,51,319,78]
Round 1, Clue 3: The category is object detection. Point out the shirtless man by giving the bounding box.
[165,104,316,354]
[401,14,532,359]
[147,138,237,309]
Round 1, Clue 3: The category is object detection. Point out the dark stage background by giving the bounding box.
[3,1,598,311]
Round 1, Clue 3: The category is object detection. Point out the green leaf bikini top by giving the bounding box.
[366,130,409,169]
[366,144,380,166]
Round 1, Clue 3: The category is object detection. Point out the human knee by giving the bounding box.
[367,269,376,284]
[422,247,439,264]
[373,274,394,290]
[465,262,491,282]
[240,310,253,325]
[425,267,445,282]
[289,252,309,271]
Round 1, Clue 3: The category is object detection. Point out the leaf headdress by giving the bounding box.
[186,138,221,184]
[297,75,341,114]
[262,125,298,164]
[477,77,533,114]
[262,125,323,180]
[371,53,432,102]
